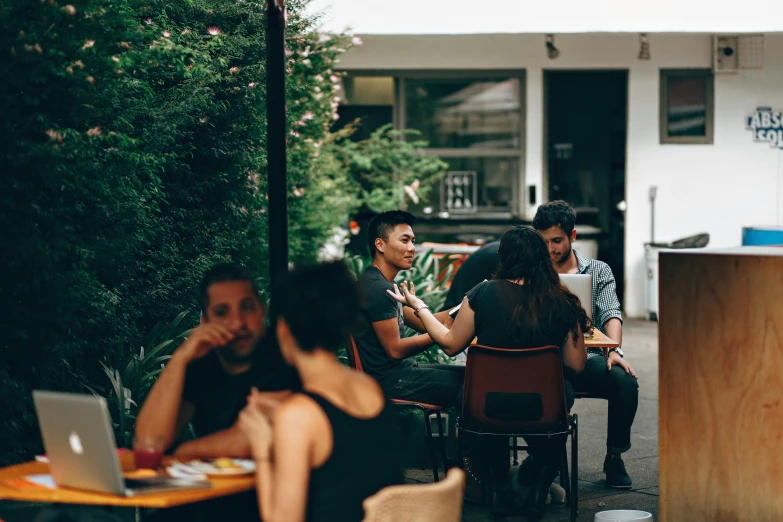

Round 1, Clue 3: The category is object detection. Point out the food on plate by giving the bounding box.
[213,458,241,470]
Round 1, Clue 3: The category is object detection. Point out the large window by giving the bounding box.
[659,69,714,144]
[336,71,525,217]
[404,78,521,150]
[335,76,395,142]
[403,74,524,216]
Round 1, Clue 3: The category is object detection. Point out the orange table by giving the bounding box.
[584,329,620,349]
[0,459,255,508]
[467,329,618,351]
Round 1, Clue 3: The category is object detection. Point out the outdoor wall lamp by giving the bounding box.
[638,33,651,60]
[545,34,559,60]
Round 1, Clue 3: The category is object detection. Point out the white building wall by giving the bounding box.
[337,33,783,317]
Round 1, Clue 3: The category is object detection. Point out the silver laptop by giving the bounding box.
[32,391,210,496]
[559,273,592,321]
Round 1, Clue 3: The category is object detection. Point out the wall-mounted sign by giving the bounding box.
[747,107,783,149]
[553,143,574,160]
[440,171,477,214]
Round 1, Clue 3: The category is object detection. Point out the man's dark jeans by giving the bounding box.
[379,362,465,408]
[567,355,639,454]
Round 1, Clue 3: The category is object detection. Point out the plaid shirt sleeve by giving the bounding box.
[591,261,623,332]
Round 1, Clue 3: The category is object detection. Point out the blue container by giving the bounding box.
[742,226,783,246]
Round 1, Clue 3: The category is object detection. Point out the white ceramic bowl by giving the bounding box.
[594,510,653,522]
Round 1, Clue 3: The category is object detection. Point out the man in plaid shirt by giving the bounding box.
[534,200,639,488]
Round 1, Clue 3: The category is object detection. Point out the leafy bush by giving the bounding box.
[83,313,194,447]
[0,0,355,464]
[331,123,448,214]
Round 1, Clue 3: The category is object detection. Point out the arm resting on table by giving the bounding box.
[372,316,435,360]
[135,353,192,451]
[603,318,623,349]
[174,422,251,459]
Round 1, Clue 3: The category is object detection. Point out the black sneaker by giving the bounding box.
[604,454,632,489]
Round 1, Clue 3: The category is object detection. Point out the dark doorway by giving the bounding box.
[545,70,627,307]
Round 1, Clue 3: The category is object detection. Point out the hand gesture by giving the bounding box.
[238,388,274,460]
[386,281,425,311]
[246,388,292,420]
[607,351,637,378]
[177,323,236,363]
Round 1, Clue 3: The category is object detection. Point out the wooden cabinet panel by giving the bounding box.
[659,247,783,521]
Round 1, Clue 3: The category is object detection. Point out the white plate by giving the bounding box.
[185,459,256,477]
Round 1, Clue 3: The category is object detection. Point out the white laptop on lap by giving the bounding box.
[32,391,210,496]
[559,273,592,322]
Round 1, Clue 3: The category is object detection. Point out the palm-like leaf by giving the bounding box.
[85,311,194,446]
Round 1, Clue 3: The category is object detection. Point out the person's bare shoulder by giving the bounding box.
[274,393,324,430]
[351,370,384,394]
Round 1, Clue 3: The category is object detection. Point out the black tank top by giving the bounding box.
[303,391,403,522]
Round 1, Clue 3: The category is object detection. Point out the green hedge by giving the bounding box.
[0,0,353,464]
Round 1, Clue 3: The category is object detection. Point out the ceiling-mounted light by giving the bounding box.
[638,33,651,60]
[546,34,559,60]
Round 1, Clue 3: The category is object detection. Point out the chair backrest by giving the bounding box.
[462,345,568,433]
[346,335,364,372]
[361,467,465,522]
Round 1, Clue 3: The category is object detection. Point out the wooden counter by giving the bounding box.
[659,246,783,521]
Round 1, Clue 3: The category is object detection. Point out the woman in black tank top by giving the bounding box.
[388,226,591,520]
[238,262,402,522]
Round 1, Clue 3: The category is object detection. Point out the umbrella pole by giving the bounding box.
[266,0,288,287]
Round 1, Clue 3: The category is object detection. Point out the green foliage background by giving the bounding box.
[0,0,448,464]
[329,123,448,214]
[0,0,361,465]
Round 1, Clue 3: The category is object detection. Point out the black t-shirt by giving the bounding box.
[182,336,301,437]
[466,279,574,350]
[442,241,500,310]
[353,266,413,378]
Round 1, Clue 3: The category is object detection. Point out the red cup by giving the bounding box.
[133,448,163,470]
[133,435,164,470]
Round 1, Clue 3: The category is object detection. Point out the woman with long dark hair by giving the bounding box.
[388,225,590,520]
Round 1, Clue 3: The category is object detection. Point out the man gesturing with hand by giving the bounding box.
[135,263,299,459]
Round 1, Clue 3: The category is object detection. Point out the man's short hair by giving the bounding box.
[198,262,262,315]
[533,200,577,236]
[366,210,415,258]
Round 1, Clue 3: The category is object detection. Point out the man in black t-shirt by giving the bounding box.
[135,263,300,458]
[180,335,298,439]
[441,241,500,311]
[353,211,464,407]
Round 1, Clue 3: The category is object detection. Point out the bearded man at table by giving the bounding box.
[135,262,301,458]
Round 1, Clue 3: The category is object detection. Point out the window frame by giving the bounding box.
[659,68,715,145]
[339,69,527,218]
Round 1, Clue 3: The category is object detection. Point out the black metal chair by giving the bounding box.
[346,336,450,483]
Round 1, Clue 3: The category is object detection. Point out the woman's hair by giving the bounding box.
[494,226,591,343]
[271,261,358,353]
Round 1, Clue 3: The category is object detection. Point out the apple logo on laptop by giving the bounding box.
[69,431,84,455]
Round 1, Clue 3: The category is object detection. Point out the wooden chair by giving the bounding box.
[346,336,450,482]
[457,345,578,522]
[361,467,465,522]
